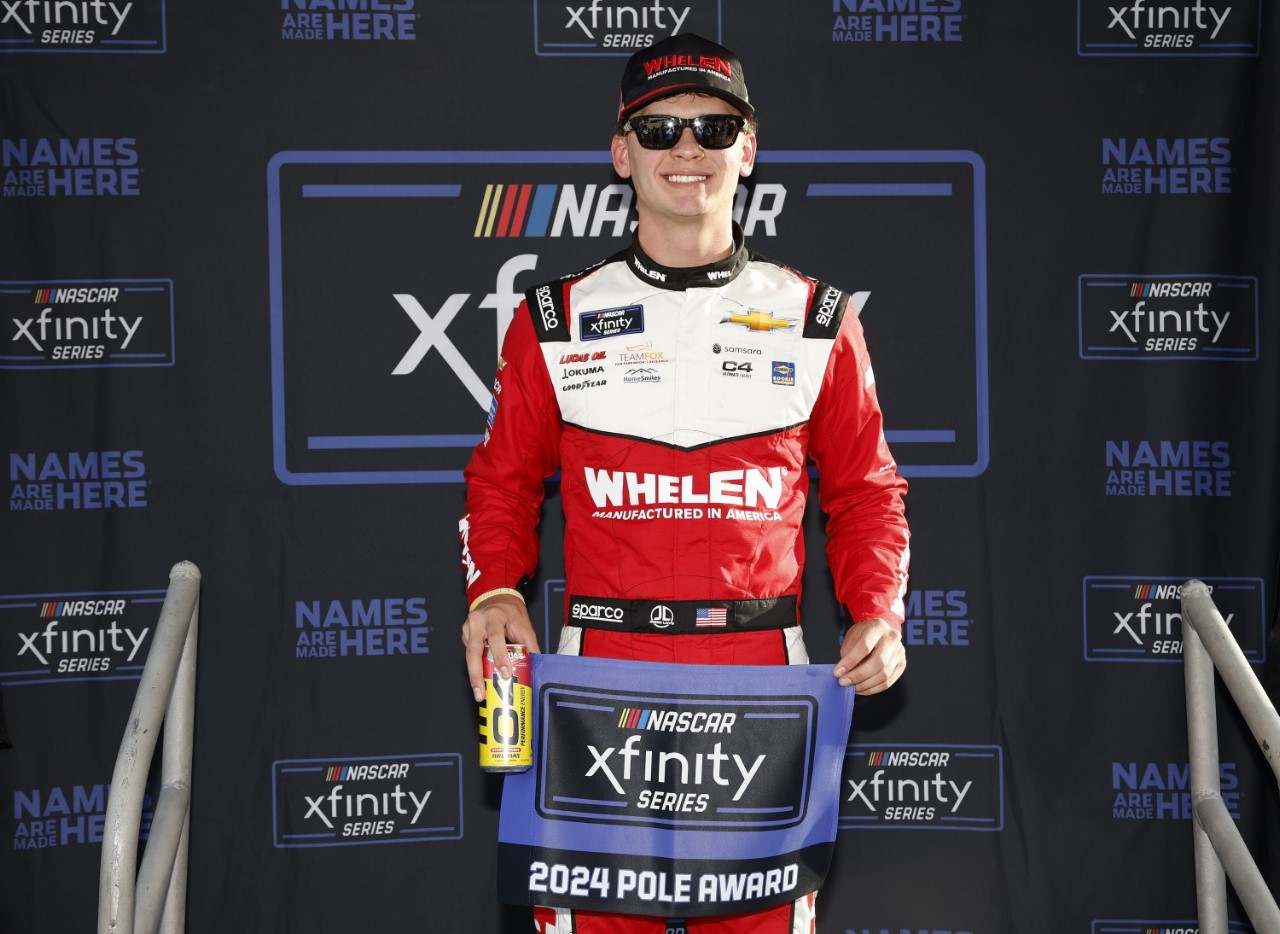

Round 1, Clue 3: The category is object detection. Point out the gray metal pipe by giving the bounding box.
[1182,580,1280,788]
[1184,621,1229,934]
[1194,794,1280,932]
[1181,579,1280,934]
[97,561,201,934]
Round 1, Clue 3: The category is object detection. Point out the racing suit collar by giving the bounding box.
[624,224,749,291]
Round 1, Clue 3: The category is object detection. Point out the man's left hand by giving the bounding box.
[833,618,906,694]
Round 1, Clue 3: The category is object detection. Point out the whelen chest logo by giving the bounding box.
[0,588,163,686]
[1082,576,1266,663]
[1,279,176,369]
[1078,274,1258,361]
[840,744,1003,830]
[531,1,720,55]
[0,0,166,53]
[1078,0,1261,55]
[272,753,463,847]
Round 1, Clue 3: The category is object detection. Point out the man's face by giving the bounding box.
[611,93,757,228]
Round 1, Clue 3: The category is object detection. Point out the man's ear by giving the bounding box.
[611,133,632,179]
[738,130,758,178]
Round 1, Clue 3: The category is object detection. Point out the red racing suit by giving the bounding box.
[460,230,910,934]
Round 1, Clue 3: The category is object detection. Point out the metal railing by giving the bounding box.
[1181,578,1280,934]
[98,561,202,934]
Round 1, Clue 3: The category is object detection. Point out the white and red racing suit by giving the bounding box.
[460,228,910,934]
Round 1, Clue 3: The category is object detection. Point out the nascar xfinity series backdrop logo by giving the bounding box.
[0,0,166,52]
[1077,0,1261,55]
[271,753,463,848]
[0,587,164,686]
[532,0,720,55]
[1082,576,1266,663]
[0,279,175,368]
[1078,274,1258,361]
[267,150,987,485]
[840,743,1004,831]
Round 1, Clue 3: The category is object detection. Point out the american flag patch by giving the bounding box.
[695,607,728,627]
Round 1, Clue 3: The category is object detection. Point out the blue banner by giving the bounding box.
[497,654,854,917]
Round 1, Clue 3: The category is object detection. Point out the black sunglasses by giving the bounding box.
[621,114,749,150]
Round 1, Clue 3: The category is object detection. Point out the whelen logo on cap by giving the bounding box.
[642,53,732,78]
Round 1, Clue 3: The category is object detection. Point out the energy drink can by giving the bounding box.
[479,644,533,772]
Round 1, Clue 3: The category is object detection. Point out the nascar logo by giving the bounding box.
[473,183,632,238]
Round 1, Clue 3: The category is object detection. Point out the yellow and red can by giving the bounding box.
[479,644,533,772]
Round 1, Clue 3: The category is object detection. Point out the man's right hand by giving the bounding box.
[462,593,542,702]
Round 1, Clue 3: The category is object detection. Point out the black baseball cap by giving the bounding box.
[617,33,753,123]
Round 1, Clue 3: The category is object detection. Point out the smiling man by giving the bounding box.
[460,33,911,934]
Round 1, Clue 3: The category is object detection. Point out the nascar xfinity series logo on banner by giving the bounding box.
[0,279,175,369]
[271,753,463,848]
[497,655,853,917]
[0,0,166,52]
[1082,576,1266,663]
[0,587,164,686]
[267,150,987,484]
[1077,0,1261,55]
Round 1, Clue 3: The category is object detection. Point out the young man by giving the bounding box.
[460,33,911,934]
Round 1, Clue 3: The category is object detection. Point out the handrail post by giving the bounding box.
[1181,579,1280,934]
[135,590,198,934]
[98,561,201,934]
[1184,620,1229,934]
[1182,581,1280,787]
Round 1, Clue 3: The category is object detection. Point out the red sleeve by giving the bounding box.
[807,310,911,628]
[459,304,563,607]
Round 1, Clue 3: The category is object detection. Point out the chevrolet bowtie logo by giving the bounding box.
[720,310,796,332]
